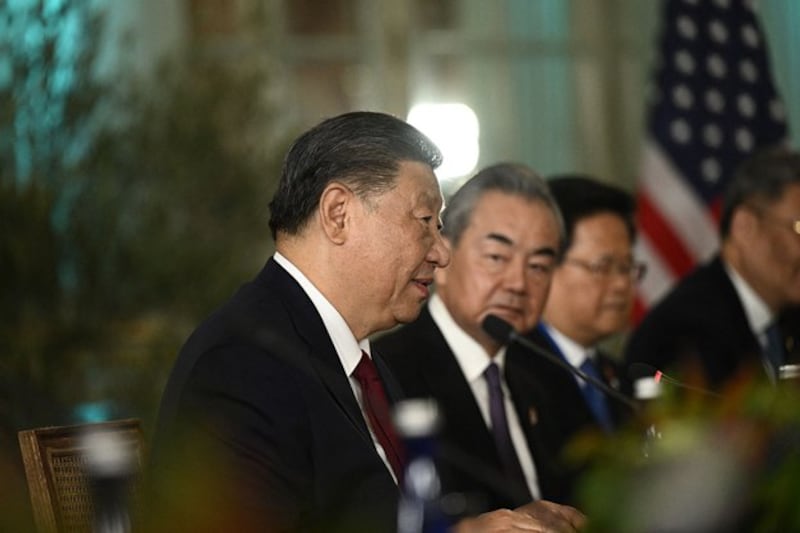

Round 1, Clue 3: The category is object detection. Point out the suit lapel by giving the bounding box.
[712,257,763,359]
[529,324,624,428]
[412,311,504,469]
[521,326,598,439]
[374,353,405,405]
[504,353,544,441]
[260,259,373,444]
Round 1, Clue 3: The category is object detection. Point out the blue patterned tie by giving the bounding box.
[484,362,529,496]
[579,358,614,433]
[764,323,786,380]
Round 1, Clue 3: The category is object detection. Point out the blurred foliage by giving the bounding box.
[569,370,800,532]
[0,1,289,449]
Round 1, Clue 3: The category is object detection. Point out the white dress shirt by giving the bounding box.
[429,294,541,499]
[273,252,397,483]
[724,261,777,379]
[540,323,596,389]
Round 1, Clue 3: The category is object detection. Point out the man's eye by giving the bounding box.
[528,263,552,274]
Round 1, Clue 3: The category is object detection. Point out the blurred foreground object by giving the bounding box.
[572,370,800,532]
[396,399,449,533]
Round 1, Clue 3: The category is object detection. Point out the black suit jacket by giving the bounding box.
[373,306,569,513]
[152,258,400,532]
[525,326,628,455]
[624,255,800,390]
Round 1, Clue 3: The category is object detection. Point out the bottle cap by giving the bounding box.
[82,429,136,476]
[394,399,440,437]
[634,376,662,400]
[779,364,800,380]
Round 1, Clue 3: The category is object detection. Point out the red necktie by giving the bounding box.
[352,351,405,480]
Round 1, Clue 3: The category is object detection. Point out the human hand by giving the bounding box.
[515,500,586,532]
[450,500,586,533]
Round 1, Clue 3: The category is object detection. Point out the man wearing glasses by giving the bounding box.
[527,175,642,453]
[624,146,800,390]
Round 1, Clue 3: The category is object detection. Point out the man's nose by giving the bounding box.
[502,257,527,291]
[429,232,450,268]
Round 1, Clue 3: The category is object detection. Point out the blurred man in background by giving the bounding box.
[625,147,800,390]
[527,175,641,451]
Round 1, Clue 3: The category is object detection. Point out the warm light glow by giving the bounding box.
[407,103,480,182]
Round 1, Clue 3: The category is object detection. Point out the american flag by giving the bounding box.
[634,0,789,319]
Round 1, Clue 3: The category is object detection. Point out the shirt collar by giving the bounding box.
[428,293,506,382]
[723,260,774,336]
[273,252,368,376]
[541,322,594,368]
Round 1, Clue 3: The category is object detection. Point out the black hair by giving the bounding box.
[547,174,636,253]
[268,111,442,238]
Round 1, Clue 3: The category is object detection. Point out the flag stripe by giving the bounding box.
[638,142,719,263]
[635,0,788,322]
[637,189,695,278]
[636,233,677,308]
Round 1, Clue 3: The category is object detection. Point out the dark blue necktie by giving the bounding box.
[484,362,529,497]
[764,323,786,380]
[579,358,614,433]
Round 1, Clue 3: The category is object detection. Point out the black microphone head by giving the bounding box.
[628,362,659,381]
[481,315,514,344]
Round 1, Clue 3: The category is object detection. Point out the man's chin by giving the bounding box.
[394,303,427,325]
[483,312,528,333]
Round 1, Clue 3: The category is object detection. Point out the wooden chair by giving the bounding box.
[18,418,144,533]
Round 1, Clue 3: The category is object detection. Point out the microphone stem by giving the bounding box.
[658,376,723,398]
[508,331,640,413]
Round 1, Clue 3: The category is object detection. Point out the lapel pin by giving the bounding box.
[528,406,538,426]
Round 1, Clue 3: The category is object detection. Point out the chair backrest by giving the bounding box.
[18,418,144,533]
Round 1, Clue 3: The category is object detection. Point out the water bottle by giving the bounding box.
[395,399,449,533]
[633,376,663,459]
[83,429,137,533]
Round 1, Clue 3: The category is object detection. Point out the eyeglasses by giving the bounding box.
[563,257,648,282]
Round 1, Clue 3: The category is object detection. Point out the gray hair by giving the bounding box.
[442,162,566,254]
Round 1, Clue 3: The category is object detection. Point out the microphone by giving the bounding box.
[481,315,639,413]
[628,362,722,398]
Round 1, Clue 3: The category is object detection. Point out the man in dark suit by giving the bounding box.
[527,176,641,453]
[624,147,800,390]
[152,113,585,533]
[374,163,572,510]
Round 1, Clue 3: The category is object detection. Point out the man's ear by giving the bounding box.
[318,182,353,244]
[729,206,758,245]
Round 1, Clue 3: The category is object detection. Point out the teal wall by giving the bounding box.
[761,0,800,148]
